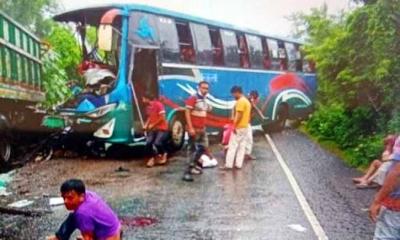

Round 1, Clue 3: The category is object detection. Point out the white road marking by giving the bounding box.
[265,134,329,240]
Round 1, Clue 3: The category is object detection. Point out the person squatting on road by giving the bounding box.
[370,135,400,240]
[142,93,169,168]
[353,135,397,188]
[47,179,121,240]
[222,86,252,170]
[182,81,212,182]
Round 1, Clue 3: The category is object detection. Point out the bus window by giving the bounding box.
[246,34,263,69]
[157,16,180,63]
[221,29,239,68]
[285,42,297,72]
[267,38,281,71]
[295,44,303,72]
[129,12,159,47]
[278,41,288,71]
[176,21,196,64]
[190,23,213,66]
[236,33,250,68]
[209,27,224,66]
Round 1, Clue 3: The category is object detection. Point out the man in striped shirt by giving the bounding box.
[182,81,211,182]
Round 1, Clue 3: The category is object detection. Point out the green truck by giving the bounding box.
[0,11,45,168]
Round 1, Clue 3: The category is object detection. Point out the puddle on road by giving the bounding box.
[120,216,158,228]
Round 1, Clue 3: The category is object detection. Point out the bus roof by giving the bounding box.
[54,3,303,45]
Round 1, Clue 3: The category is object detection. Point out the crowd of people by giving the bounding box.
[46,80,400,240]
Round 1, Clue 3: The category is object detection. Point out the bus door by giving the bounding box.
[130,48,159,132]
[128,12,161,133]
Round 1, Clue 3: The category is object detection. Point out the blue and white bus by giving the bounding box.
[52,4,317,150]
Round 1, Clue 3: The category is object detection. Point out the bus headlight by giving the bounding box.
[85,103,117,119]
[94,118,116,138]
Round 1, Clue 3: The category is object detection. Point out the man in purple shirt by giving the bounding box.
[47,179,121,240]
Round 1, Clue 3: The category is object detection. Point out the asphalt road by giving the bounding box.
[0,129,377,239]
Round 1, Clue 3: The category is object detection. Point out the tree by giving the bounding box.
[0,0,60,36]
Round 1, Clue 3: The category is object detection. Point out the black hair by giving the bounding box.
[198,81,209,87]
[143,92,156,100]
[230,86,243,94]
[249,90,259,98]
[60,179,86,195]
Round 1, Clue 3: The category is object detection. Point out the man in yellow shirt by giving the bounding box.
[223,86,252,169]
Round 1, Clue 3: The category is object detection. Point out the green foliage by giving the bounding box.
[0,0,59,36]
[41,23,82,109]
[293,0,400,167]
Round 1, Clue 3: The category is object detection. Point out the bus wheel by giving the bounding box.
[169,115,185,151]
[263,105,288,133]
[0,132,13,167]
[273,105,288,132]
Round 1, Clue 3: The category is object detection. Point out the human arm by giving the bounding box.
[369,162,400,222]
[184,97,196,136]
[185,108,195,136]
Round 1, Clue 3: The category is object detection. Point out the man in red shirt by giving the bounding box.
[182,81,211,182]
[142,93,169,168]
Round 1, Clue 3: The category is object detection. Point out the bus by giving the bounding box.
[52,4,317,151]
[0,11,45,167]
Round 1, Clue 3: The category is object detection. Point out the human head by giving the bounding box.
[230,86,243,100]
[249,90,259,100]
[198,81,209,96]
[142,92,155,104]
[60,179,86,211]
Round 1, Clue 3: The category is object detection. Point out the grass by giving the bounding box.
[298,124,366,172]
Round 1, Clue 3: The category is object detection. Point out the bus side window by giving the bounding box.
[295,44,303,72]
[157,16,180,63]
[278,41,288,71]
[285,42,297,72]
[220,29,240,68]
[261,37,271,69]
[236,32,250,68]
[209,27,224,66]
[266,38,280,71]
[246,34,263,69]
[176,21,196,64]
[190,23,213,66]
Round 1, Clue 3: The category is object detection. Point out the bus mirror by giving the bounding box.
[98,24,113,51]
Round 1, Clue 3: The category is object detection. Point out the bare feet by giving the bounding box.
[352,177,365,183]
[146,157,155,168]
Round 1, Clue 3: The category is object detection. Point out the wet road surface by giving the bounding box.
[0,129,376,239]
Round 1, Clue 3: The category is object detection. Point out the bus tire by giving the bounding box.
[262,104,288,133]
[273,104,288,132]
[169,115,185,151]
[0,129,13,168]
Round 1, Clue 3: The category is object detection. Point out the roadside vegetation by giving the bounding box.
[291,0,400,168]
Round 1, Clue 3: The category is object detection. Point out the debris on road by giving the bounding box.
[120,216,158,228]
[0,170,15,196]
[288,224,307,232]
[0,206,51,216]
[49,197,64,206]
[8,199,34,208]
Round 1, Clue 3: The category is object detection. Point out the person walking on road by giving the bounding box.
[142,93,169,167]
[182,81,212,182]
[370,136,400,240]
[47,179,121,240]
[222,86,252,170]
